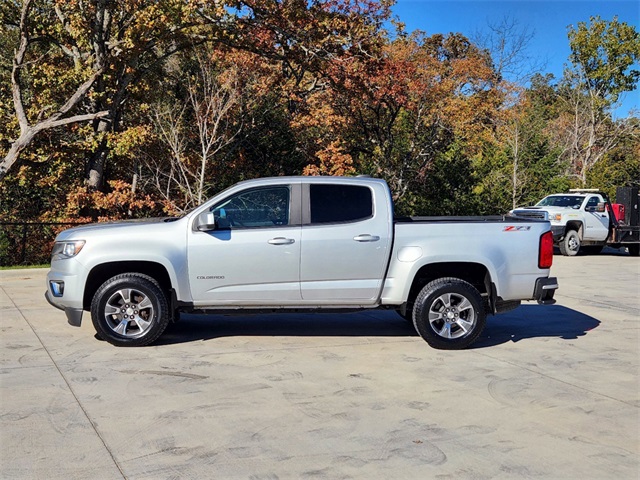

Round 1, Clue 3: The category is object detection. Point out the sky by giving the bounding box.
[390,0,640,117]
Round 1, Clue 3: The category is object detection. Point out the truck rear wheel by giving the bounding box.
[559,230,580,256]
[628,244,640,257]
[412,278,486,350]
[90,273,170,347]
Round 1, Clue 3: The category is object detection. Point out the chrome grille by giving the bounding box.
[511,210,549,220]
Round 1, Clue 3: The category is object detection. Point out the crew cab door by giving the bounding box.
[188,184,302,304]
[583,195,610,241]
[299,182,393,303]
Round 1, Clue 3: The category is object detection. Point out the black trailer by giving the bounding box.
[606,187,640,256]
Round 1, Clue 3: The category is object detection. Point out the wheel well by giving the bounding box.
[565,221,583,237]
[83,261,172,310]
[406,262,491,307]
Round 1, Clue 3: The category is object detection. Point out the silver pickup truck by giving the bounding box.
[46,176,557,350]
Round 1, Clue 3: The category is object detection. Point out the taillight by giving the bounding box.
[539,231,554,269]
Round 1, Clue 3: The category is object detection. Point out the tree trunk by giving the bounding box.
[85,116,111,190]
[0,128,36,181]
[511,124,519,210]
[86,144,109,190]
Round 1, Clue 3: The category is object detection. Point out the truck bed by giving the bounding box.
[395,215,545,223]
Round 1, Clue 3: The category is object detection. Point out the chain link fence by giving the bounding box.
[0,222,90,267]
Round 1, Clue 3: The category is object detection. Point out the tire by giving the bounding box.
[91,273,170,347]
[559,230,580,256]
[412,277,486,350]
[628,244,640,257]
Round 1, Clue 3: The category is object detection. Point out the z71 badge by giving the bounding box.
[503,226,531,232]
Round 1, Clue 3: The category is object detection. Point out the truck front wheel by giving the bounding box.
[559,230,580,256]
[90,273,170,347]
[412,278,486,350]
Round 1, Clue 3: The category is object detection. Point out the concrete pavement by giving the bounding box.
[1,250,638,479]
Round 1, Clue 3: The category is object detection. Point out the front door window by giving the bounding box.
[212,187,290,229]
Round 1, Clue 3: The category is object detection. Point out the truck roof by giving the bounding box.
[232,175,389,188]
[545,192,600,197]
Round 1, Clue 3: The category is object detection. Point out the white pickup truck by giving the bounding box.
[46,176,557,350]
[511,188,640,256]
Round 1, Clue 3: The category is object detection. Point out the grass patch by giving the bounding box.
[0,264,50,270]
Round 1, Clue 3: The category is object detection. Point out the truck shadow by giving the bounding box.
[472,304,600,348]
[156,305,600,348]
[553,246,632,256]
[156,310,416,345]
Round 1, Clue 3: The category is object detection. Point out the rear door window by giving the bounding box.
[309,184,373,224]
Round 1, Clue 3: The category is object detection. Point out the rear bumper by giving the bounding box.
[534,277,558,305]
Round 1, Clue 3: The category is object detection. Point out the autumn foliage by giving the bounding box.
[0,3,638,264]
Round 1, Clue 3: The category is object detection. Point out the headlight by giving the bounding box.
[52,240,85,259]
[553,214,562,222]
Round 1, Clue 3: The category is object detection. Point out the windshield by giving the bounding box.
[536,195,585,208]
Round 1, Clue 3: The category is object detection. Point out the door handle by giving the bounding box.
[353,234,380,242]
[268,237,295,245]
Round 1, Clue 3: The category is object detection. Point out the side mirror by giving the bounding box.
[197,212,217,232]
[596,202,606,213]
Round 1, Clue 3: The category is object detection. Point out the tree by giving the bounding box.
[501,92,531,210]
[568,15,640,104]
[311,32,502,211]
[1,0,214,186]
[554,16,640,186]
[586,120,640,198]
[472,15,545,83]
[1,0,393,189]
[472,73,572,213]
[0,0,108,180]
[147,50,244,213]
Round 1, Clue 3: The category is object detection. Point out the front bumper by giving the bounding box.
[46,260,87,326]
[551,226,565,242]
[534,277,558,305]
[45,290,84,326]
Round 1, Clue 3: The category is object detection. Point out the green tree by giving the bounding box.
[554,16,640,186]
[586,120,640,198]
[472,72,575,213]
[568,15,639,104]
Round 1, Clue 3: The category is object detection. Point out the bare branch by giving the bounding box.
[472,15,547,84]
[11,0,33,132]
[55,68,105,119]
[42,111,110,130]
